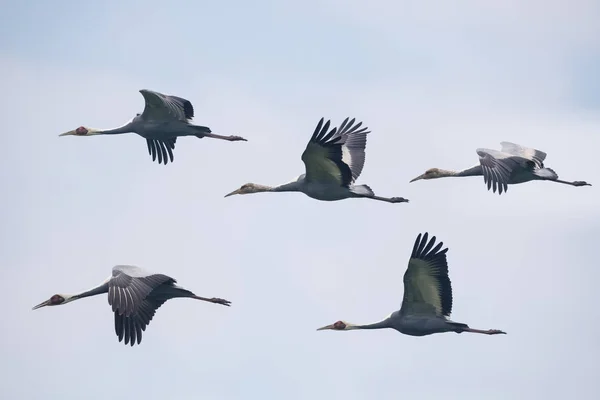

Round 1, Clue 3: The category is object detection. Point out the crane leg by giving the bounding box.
[192,295,232,306]
[197,133,248,142]
[553,179,591,187]
[463,328,506,335]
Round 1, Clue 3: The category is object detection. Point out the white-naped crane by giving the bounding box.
[59,89,247,165]
[410,141,591,195]
[32,265,231,346]
[224,117,409,203]
[317,232,506,337]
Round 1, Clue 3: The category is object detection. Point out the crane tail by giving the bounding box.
[350,184,374,197]
[447,321,470,333]
[535,167,558,180]
[191,125,212,138]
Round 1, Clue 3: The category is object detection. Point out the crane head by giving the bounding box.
[59,126,102,137]
[224,183,271,197]
[316,320,353,331]
[410,168,443,182]
[32,294,70,310]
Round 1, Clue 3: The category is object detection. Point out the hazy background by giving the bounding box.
[1,1,599,399]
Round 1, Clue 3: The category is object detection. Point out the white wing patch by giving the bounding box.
[342,147,352,171]
[500,141,547,165]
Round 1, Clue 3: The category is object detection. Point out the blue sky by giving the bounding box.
[1,1,599,399]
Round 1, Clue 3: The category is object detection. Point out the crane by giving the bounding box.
[409,141,591,194]
[317,232,506,337]
[32,265,231,346]
[59,89,247,165]
[224,117,409,203]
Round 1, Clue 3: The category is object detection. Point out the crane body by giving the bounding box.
[225,117,408,203]
[32,265,231,346]
[317,233,506,337]
[59,89,247,165]
[410,142,591,194]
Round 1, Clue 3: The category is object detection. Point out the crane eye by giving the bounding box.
[75,126,88,135]
[333,321,345,329]
[50,295,64,304]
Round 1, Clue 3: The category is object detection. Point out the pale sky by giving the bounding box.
[1,1,599,399]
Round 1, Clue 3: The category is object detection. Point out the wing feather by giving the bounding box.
[301,117,369,186]
[476,148,526,195]
[139,89,194,122]
[145,138,177,165]
[500,142,546,167]
[399,233,452,317]
[109,266,176,346]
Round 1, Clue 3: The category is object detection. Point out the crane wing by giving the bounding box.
[301,117,369,186]
[109,265,177,346]
[500,141,547,167]
[146,137,177,165]
[476,148,527,195]
[399,233,452,317]
[139,89,194,122]
[114,295,169,346]
[108,266,175,317]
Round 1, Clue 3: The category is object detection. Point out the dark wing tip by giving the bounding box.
[146,139,175,165]
[309,117,343,146]
[411,232,449,261]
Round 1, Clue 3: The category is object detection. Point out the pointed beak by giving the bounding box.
[59,130,76,137]
[316,324,335,331]
[224,189,241,198]
[410,174,426,183]
[32,300,51,310]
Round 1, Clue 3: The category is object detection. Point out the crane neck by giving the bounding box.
[98,121,135,135]
[272,180,302,193]
[353,319,392,330]
[456,165,483,177]
[69,281,110,302]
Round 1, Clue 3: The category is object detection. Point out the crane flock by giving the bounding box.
[34,88,592,346]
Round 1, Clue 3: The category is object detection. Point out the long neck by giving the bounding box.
[456,165,483,177]
[69,282,109,302]
[435,165,482,178]
[272,180,302,193]
[98,122,134,135]
[350,319,391,330]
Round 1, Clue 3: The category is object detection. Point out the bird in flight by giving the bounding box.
[59,89,247,165]
[317,232,506,337]
[410,141,591,194]
[225,117,408,203]
[32,265,231,346]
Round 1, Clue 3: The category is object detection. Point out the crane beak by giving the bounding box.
[32,299,51,310]
[409,174,426,183]
[224,189,241,198]
[316,324,335,331]
[59,130,76,137]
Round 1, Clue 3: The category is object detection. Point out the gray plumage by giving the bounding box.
[225,117,409,203]
[317,233,506,337]
[59,89,247,165]
[410,141,591,194]
[32,265,231,347]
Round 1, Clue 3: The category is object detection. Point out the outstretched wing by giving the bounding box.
[301,117,369,187]
[476,148,530,195]
[109,265,176,346]
[113,295,170,347]
[146,138,177,165]
[399,233,452,317]
[139,89,194,122]
[500,142,546,168]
